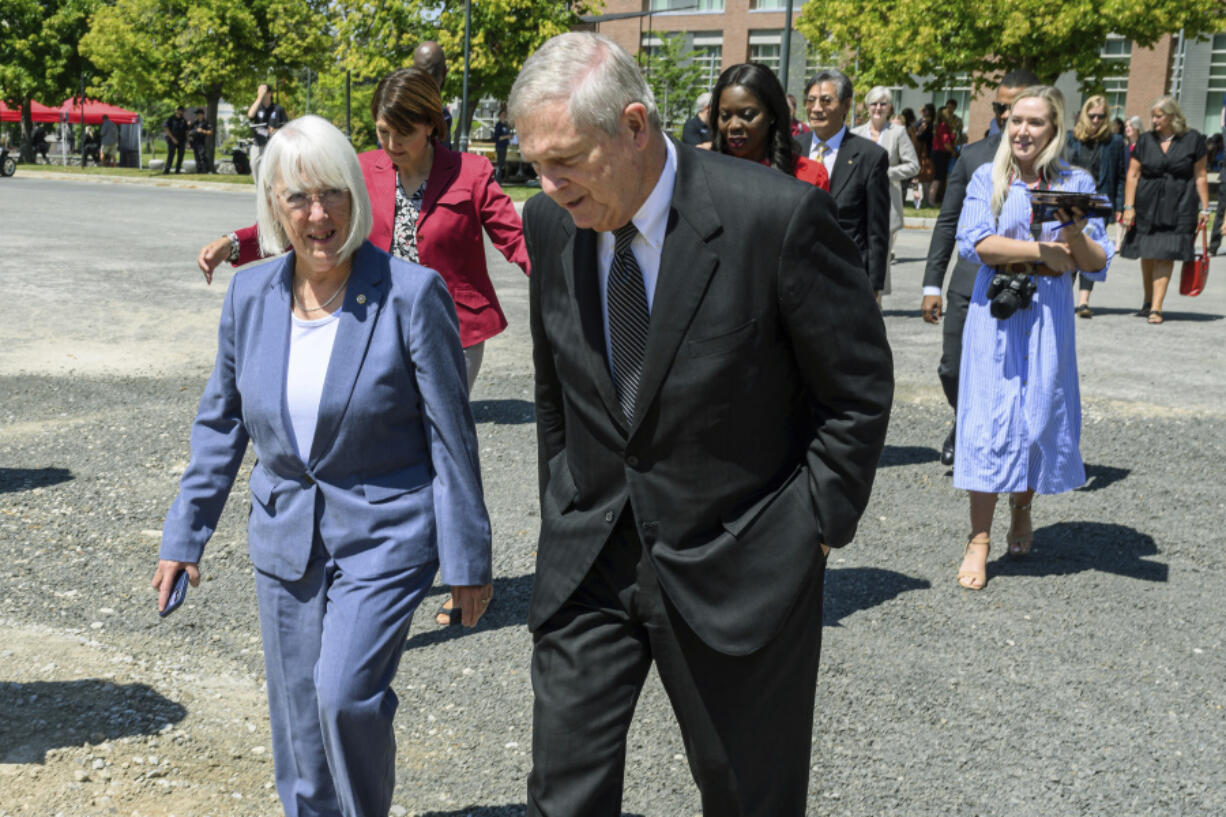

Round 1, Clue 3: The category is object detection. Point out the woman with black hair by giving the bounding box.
[707,62,828,190]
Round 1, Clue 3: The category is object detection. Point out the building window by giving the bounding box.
[650,0,724,11]
[804,42,841,82]
[641,31,723,97]
[1205,33,1226,135]
[1101,34,1132,118]
[749,31,782,75]
[750,0,786,8]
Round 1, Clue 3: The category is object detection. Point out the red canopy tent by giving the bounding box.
[0,100,64,123]
[59,97,140,125]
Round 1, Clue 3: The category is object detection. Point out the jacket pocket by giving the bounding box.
[249,464,277,508]
[684,319,757,359]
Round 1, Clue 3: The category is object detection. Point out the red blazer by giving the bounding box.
[234,142,530,347]
[793,155,830,191]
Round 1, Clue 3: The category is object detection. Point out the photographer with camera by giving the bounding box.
[952,85,1112,591]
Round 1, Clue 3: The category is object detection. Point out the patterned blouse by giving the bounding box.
[391,175,428,262]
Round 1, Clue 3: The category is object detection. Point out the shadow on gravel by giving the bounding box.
[1077,463,1130,492]
[991,522,1167,583]
[878,445,940,466]
[470,399,535,425]
[0,466,74,494]
[405,574,533,650]
[414,804,642,809]
[0,679,186,763]
[824,567,931,626]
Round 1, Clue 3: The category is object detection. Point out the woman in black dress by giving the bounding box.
[1065,95,1127,318]
[1120,96,1211,324]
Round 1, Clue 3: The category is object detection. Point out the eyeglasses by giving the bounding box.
[868,101,891,108]
[281,188,349,211]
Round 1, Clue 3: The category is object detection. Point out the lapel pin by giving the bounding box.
[356,294,367,305]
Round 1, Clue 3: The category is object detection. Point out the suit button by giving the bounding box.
[626,455,639,467]
[604,510,615,523]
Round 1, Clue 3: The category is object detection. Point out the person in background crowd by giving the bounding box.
[162,105,188,175]
[82,126,101,166]
[1124,115,1144,152]
[509,32,891,816]
[198,67,529,627]
[157,114,492,817]
[788,93,810,138]
[247,84,288,177]
[928,103,957,204]
[799,68,891,298]
[31,124,50,163]
[99,114,119,168]
[1064,95,1126,318]
[681,91,712,146]
[189,108,214,174]
[1112,117,1125,136]
[1206,132,1223,172]
[953,85,1112,591]
[707,62,828,191]
[914,103,936,205]
[920,68,1039,467]
[493,107,512,181]
[414,41,452,148]
[853,86,920,285]
[1120,96,1210,324]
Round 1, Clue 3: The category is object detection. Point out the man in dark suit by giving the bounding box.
[797,69,891,295]
[920,69,1039,465]
[680,91,711,146]
[508,33,894,817]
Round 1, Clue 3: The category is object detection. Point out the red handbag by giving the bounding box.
[1180,226,1209,297]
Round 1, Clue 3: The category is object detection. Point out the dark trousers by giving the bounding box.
[527,511,826,817]
[938,284,972,410]
[191,142,211,173]
[1212,179,1225,255]
[164,138,185,173]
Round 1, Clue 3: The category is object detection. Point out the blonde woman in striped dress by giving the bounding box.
[952,86,1114,591]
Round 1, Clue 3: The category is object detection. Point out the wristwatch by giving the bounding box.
[226,232,240,263]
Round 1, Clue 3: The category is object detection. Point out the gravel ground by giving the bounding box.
[1,176,1224,816]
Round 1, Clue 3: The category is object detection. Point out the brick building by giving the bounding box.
[583,2,1226,141]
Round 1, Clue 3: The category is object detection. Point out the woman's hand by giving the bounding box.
[450,584,493,628]
[152,560,201,613]
[197,236,232,284]
[1120,209,1136,230]
[1037,241,1076,274]
[1197,208,1210,231]
[1055,206,1087,242]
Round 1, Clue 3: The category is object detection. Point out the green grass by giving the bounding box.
[17,163,254,185]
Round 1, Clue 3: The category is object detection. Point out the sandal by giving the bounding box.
[1075,304,1092,318]
[1135,302,1151,317]
[1007,498,1033,558]
[957,536,990,591]
[1147,310,1164,325]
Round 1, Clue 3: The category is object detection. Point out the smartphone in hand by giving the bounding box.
[159,569,189,618]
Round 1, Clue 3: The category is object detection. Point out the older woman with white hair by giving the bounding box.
[852,85,920,289]
[953,86,1112,591]
[153,114,493,816]
[1120,95,1210,323]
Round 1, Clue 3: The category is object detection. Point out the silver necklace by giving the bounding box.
[294,273,351,314]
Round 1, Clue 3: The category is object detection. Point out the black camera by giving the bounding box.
[986,271,1037,319]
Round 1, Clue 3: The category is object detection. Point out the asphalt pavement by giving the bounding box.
[1,174,1224,816]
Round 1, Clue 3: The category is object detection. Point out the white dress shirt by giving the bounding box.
[808,125,847,172]
[596,137,677,381]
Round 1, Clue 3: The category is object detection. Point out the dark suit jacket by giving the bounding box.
[522,143,894,656]
[796,129,891,289]
[922,134,1001,296]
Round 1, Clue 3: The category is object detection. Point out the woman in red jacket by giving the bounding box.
[197,67,529,394]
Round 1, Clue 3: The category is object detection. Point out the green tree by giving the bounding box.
[796,0,1226,93]
[336,0,599,140]
[80,0,331,164]
[643,33,708,137]
[0,0,102,161]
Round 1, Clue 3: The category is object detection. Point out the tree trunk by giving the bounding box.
[20,97,34,163]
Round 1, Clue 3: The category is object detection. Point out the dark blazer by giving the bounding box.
[796,129,891,289]
[160,242,492,587]
[522,143,894,655]
[922,134,1001,296]
[1064,131,1127,210]
[233,143,529,348]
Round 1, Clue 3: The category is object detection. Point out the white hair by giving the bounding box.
[695,91,711,112]
[989,85,1068,218]
[507,32,661,136]
[254,115,373,261]
[864,86,892,107]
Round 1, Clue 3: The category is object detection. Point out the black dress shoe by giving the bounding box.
[941,427,956,466]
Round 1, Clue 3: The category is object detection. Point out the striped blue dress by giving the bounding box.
[953,164,1114,494]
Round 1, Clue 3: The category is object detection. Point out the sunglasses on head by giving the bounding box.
[991,102,1009,115]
